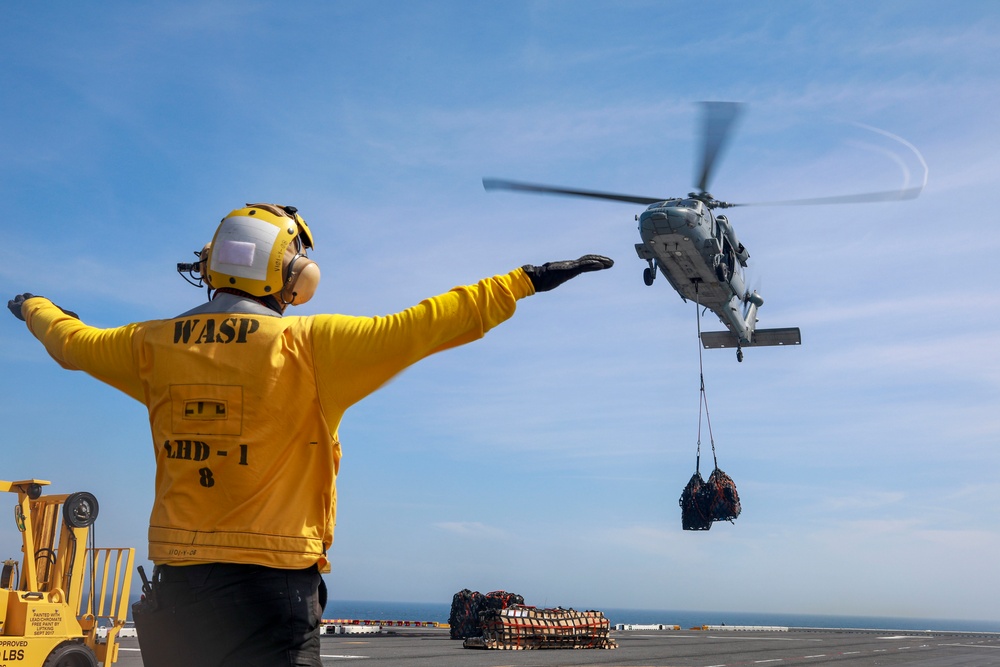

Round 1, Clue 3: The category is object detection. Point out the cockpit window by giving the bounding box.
[647,199,682,210]
[679,198,702,211]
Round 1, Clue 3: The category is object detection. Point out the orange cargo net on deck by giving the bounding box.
[463,606,617,650]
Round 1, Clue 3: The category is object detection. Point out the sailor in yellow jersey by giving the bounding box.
[7,203,613,667]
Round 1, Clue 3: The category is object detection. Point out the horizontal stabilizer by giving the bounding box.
[701,327,801,349]
[753,327,802,347]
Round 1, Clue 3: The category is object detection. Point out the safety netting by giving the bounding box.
[449,589,524,640]
[680,471,711,530]
[463,605,617,650]
[679,467,741,530]
[705,466,741,522]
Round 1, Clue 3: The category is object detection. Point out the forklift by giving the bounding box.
[0,479,134,666]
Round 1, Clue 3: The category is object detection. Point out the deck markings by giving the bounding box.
[708,636,820,641]
[688,643,971,667]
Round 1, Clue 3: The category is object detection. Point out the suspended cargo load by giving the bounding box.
[680,294,742,530]
[679,471,712,530]
[704,467,741,522]
[679,467,742,530]
[463,605,617,650]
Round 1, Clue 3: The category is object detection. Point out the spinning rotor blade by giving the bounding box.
[483,177,663,206]
[729,185,924,207]
[485,109,926,211]
[727,120,928,207]
[696,102,744,195]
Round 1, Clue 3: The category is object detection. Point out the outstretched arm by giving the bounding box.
[10,294,145,402]
[313,256,613,410]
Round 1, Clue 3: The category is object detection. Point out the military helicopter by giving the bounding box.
[484,102,926,362]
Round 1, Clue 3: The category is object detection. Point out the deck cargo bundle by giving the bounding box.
[463,605,617,650]
[449,589,524,639]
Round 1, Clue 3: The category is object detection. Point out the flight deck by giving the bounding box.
[111,626,1000,666]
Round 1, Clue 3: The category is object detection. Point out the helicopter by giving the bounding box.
[484,102,926,362]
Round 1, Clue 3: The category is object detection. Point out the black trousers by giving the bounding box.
[134,563,326,667]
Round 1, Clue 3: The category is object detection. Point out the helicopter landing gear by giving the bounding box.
[736,345,744,363]
[715,260,729,284]
[643,263,655,286]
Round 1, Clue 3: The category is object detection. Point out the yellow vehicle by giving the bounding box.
[0,479,134,666]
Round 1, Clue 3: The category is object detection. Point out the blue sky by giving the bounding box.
[2,2,998,623]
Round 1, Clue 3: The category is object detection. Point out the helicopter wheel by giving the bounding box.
[643,267,654,286]
[715,262,729,283]
[737,348,744,363]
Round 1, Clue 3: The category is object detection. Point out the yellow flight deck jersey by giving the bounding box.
[24,269,534,571]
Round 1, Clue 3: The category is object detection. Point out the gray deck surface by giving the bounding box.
[112,626,1000,666]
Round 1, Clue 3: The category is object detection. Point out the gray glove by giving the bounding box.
[522,255,614,292]
[8,293,78,321]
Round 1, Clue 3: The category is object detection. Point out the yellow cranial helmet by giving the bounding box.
[205,203,319,305]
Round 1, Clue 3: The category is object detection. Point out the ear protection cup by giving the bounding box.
[280,246,321,305]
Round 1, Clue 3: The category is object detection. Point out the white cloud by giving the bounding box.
[433,521,510,541]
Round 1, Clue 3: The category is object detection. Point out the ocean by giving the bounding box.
[324,599,1000,634]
